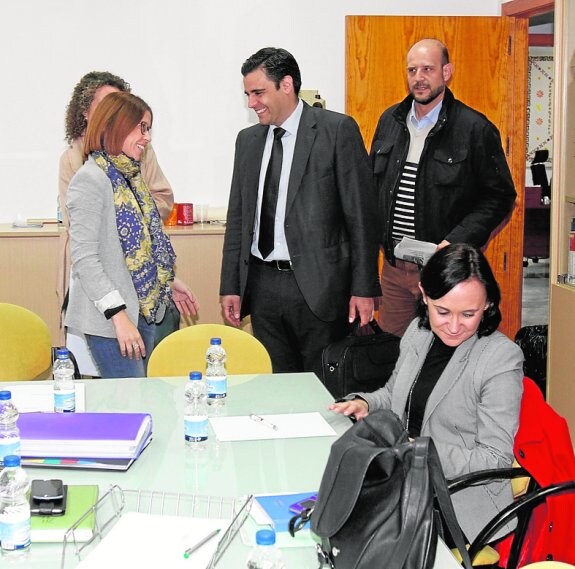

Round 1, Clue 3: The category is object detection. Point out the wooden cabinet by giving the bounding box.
[547,0,575,435]
[0,224,227,347]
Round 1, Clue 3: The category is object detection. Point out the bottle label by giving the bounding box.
[207,375,227,400]
[184,415,208,442]
[0,507,31,551]
[0,437,20,463]
[54,390,76,413]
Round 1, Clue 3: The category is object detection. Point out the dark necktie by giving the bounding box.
[258,127,286,259]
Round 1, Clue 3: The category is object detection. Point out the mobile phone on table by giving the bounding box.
[288,493,317,515]
[29,479,67,515]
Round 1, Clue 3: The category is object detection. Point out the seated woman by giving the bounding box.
[65,92,198,378]
[330,243,524,543]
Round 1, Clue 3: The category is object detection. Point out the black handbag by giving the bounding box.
[305,410,473,569]
[320,320,400,399]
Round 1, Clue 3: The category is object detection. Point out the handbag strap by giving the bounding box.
[427,440,473,569]
[384,438,432,569]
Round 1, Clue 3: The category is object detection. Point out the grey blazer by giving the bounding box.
[64,156,139,338]
[356,319,524,542]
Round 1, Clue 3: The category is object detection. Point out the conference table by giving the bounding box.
[1,373,461,568]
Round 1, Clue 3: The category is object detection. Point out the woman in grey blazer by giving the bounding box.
[330,243,524,543]
[65,92,198,378]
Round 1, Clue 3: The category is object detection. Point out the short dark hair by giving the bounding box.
[64,71,131,143]
[241,47,302,95]
[83,92,152,158]
[416,243,501,337]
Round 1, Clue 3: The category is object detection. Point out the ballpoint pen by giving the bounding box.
[183,528,221,559]
[249,413,279,431]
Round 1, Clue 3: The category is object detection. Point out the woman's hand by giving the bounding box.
[328,398,369,420]
[111,310,145,359]
[171,277,199,316]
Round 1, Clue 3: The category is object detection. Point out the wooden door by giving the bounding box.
[346,16,528,339]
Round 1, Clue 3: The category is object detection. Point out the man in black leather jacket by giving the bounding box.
[371,38,516,336]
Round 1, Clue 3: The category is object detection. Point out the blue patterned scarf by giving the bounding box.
[93,151,176,324]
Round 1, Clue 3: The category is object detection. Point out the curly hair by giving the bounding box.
[64,71,131,143]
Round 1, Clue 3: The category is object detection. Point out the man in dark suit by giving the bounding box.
[220,47,380,374]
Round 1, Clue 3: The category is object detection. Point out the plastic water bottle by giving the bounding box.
[53,348,76,413]
[184,371,209,450]
[206,338,227,406]
[0,455,31,557]
[0,391,20,466]
[246,528,285,569]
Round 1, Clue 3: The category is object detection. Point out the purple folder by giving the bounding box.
[19,412,153,459]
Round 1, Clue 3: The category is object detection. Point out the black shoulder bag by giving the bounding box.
[293,409,473,569]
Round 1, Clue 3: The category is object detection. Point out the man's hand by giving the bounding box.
[437,239,450,250]
[221,295,241,327]
[348,296,375,326]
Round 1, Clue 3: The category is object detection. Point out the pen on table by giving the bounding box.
[183,528,221,559]
[249,413,279,431]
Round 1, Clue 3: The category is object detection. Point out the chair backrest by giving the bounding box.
[0,303,52,380]
[487,377,575,568]
[521,562,575,569]
[146,324,272,377]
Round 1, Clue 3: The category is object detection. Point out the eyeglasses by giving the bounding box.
[139,121,152,135]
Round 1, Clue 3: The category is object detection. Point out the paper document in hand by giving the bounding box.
[19,412,152,458]
[76,513,228,569]
[209,412,336,441]
[393,237,437,266]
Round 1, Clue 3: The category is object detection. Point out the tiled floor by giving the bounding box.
[522,257,550,327]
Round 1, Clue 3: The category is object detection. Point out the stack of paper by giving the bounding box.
[76,513,228,569]
[19,412,152,459]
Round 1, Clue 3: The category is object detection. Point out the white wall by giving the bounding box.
[0,0,502,223]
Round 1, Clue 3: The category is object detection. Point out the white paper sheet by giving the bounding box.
[209,412,337,442]
[77,513,228,569]
[5,383,86,412]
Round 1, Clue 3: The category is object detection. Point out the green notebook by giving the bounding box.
[31,485,99,543]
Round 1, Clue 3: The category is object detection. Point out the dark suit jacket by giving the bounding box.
[220,102,380,322]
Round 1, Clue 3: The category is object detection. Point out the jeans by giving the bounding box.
[85,314,156,378]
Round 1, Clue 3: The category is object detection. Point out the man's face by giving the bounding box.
[243,68,295,126]
[406,43,452,109]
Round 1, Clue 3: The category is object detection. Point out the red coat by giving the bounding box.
[496,377,575,565]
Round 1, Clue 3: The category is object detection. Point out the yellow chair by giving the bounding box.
[147,324,272,377]
[523,561,575,569]
[0,303,52,380]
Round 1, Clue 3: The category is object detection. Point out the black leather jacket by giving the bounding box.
[370,88,516,263]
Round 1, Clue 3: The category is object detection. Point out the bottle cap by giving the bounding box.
[3,455,21,467]
[189,371,202,381]
[57,348,70,358]
[0,390,12,401]
[210,338,222,345]
[255,528,276,546]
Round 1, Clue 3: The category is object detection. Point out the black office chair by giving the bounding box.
[446,378,575,568]
[448,469,575,568]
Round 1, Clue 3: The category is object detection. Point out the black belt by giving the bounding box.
[251,255,293,271]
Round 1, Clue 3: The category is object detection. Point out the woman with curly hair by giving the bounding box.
[65,92,197,377]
